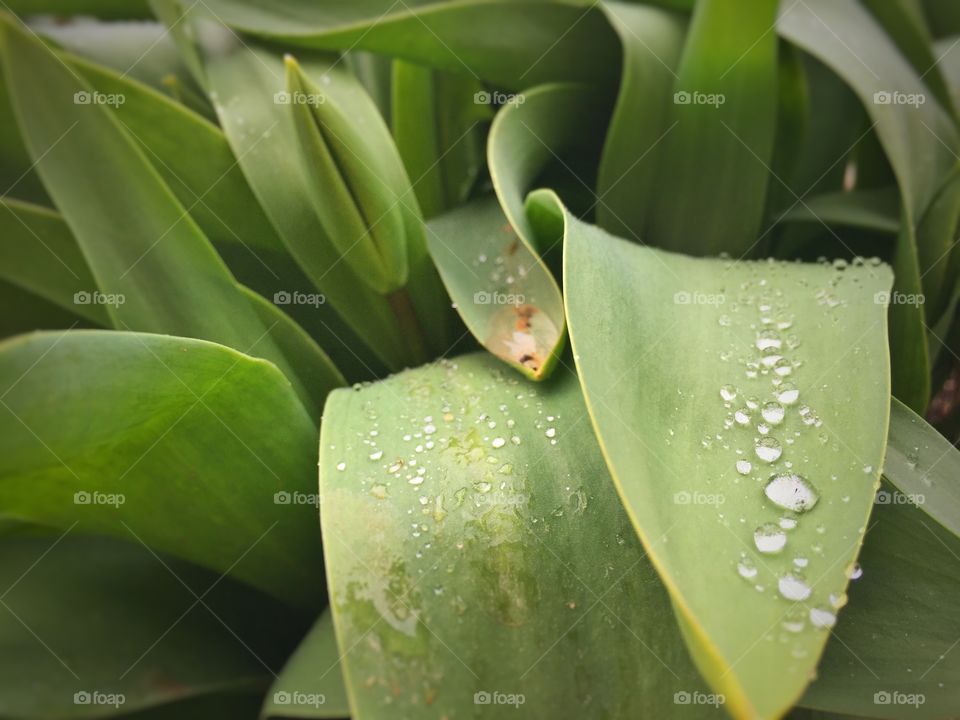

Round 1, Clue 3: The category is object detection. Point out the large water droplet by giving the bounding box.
[756,330,783,351]
[776,383,800,405]
[764,473,819,512]
[809,606,837,629]
[761,402,785,425]
[755,437,783,463]
[754,523,787,554]
[778,573,812,601]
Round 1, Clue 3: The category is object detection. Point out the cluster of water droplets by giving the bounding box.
[714,273,865,642]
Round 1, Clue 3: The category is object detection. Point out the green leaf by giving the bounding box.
[0,280,92,338]
[778,189,901,235]
[800,482,960,717]
[556,188,893,718]
[391,61,487,220]
[319,354,718,719]
[0,14,340,419]
[261,612,350,719]
[194,0,621,89]
[647,0,779,256]
[0,331,323,609]
[0,532,298,718]
[595,1,685,241]
[201,40,429,370]
[779,0,960,413]
[488,82,607,254]
[426,197,565,380]
[883,397,960,539]
[284,55,409,296]
[0,197,109,325]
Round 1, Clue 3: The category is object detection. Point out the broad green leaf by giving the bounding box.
[319,354,718,719]
[0,533,300,718]
[800,482,960,717]
[202,40,431,370]
[285,56,409,296]
[778,189,901,235]
[916,166,960,324]
[488,82,607,254]
[391,61,487,220]
[0,73,48,204]
[883,397,960,539]
[261,612,350,719]
[647,0,779,257]
[0,197,108,325]
[0,15,340,419]
[194,0,621,89]
[779,0,960,413]
[556,188,893,718]
[426,197,565,380]
[596,1,685,241]
[0,331,323,609]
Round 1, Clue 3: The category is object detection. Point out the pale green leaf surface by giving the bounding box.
[426,197,565,380]
[0,331,323,609]
[557,189,893,719]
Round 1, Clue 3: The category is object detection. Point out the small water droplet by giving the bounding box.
[720,385,738,402]
[809,606,836,629]
[336,462,346,472]
[755,437,783,463]
[735,409,751,425]
[847,563,863,580]
[736,460,752,475]
[776,383,800,405]
[369,450,383,461]
[778,572,812,601]
[779,516,798,530]
[754,523,787,554]
[761,402,785,425]
[738,559,759,579]
[369,484,388,500]
[756,329,783,351]
[491,437,506,449]
[545,427,557,438]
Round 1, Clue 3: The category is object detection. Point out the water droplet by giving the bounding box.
[720,385,738,402]
[776,383,800,405]
[409,476,425,486]
[491,437,506,449]
[809,606,836,629]
[761,402,785,425]
[369,450,383,461]
[782,607,806,633]
[754,523,787,554]
[779,516,798,530]
[545,428,557,438]
[764,473,819,512]
[736,460,752,475]
[793,556,808,568]
[369,484,387,500]
[738,559,758,579]
[755,437,783,463]
[778,572,812,601]
[735,409,751,425]
[424,424,437,435]
[847,563,863,580]
[756,330,783,351]
[336,462,346,472]
[829,592,848,609]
